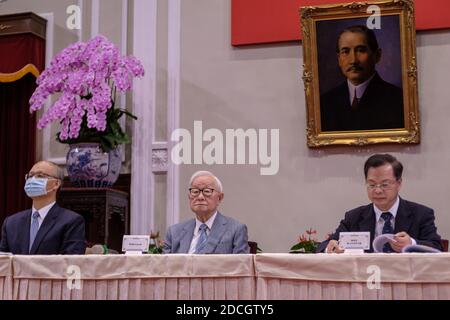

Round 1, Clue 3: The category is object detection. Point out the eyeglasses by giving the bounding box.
[189,188,215,197]
[366,180,398,191]
[25,172,59,181]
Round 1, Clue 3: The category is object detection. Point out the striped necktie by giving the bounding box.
[195,224,208,253]
[29,211,40,252]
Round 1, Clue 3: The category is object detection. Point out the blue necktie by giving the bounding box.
[29,211,40,252]
[381,212,394,253]
[195,224,208,253]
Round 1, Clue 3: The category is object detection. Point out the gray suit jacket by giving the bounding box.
[163,212,249,254]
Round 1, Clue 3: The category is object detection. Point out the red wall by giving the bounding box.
[232,0,450,45]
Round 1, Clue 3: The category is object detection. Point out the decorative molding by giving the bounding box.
[131,0,158,235]
[152,144,169,173]
[0,24,12,31]
[0,12,47,38]
[408,56,417,81]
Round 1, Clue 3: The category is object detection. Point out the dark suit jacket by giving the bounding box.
[320,73,404,132]
[317,198,442,252]
[0,204,86,254]
[163,212,249,254]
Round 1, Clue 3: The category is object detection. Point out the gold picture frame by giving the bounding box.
[300,0,419,147]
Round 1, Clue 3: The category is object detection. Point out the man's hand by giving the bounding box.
[326,240,345,254]
[389,231,412,252]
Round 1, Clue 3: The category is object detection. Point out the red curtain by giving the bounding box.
[0,34,45,73]
[0,34,44,224]
[0,73,36,219]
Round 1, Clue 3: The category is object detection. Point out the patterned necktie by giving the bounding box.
[351,88,359,111]
[381,212,394,253]
[195,224,208,253]
[29,211,40,252]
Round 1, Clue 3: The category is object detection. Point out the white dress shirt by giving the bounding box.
[31,201,56,228]
[347,73,375,105]
[188,211,218,254]
[373,196,416,245]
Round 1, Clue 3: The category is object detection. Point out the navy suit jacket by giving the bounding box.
[320,72,404,132]
[317,198,442,252]
[163,212,249,254]
[0,204,86,254]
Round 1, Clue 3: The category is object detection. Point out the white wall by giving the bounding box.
[178,0,450,252]
[3,0,449,252]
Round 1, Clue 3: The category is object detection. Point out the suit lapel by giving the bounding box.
[358,205,376,251]
[200,212,227,254]
[179,220,195,253]
[394,198,413,234]
[30,204,59,254]
[20,210,32,254]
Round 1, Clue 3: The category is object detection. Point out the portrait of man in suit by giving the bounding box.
[0,160,86,255]
[163,170,249,254]
[317,154,442,253]
[319,25,405,132]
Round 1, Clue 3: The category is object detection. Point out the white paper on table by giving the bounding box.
[372,234,396,253]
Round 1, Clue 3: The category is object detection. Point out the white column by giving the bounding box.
[131,0,158,234]
[91,0,99,37]
[166,0,181,227]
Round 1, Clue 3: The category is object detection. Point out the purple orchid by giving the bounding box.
[29,35,144,142]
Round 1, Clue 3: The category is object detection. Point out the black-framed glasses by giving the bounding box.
[25,172,59,181]
[189,188,215,197]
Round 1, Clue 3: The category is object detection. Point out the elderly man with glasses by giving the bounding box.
[318,154,442,253]
[163,171,249,254]
[0,161,86,254]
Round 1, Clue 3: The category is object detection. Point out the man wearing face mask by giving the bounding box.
[0,161,86,254]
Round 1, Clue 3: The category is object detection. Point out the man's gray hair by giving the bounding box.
[189,171,223,192]
[40,160,65,181]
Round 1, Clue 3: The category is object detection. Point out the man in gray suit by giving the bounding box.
[163,171,249,254]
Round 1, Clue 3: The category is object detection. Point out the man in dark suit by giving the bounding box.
[318,154,442,253]
[163,171,249,254]
[320,25,404,132]
[0,161,86,254]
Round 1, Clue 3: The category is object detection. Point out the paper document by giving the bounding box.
[373,234,441,253]
[372,234,396,253]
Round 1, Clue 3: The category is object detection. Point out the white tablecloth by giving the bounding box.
[255,253,450,299]
[0,255,12,300]
[2,253,450,299]
[12,254,255,300]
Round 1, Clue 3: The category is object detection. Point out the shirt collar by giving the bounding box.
[32,201,56,221]
[373,196,400,222]
[195,211,218,234]
[347,73,376,102]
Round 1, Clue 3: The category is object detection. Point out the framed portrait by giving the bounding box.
[300,0,419,147]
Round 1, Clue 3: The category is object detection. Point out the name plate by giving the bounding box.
[122,235,150,253]
[339,232,370,250]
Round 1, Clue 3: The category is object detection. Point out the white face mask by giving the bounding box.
[24,177,48,198]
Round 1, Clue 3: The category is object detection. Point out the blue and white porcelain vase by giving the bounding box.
[66,143,121,187]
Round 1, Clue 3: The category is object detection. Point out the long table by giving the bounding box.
[1,253,450,300]
[255,253,450,299]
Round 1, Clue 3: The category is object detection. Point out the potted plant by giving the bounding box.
[290,228,320,253]
[29,35,144,187]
